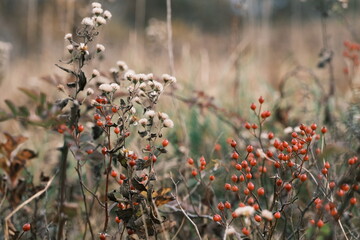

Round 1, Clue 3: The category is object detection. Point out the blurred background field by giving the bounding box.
[1,0,360,153]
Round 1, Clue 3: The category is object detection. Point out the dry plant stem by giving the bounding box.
[103,131,112,233]
[75,162,95,240]
[171,217,185,240]
[4,175,56,240]
[57,141,68,240]
[170,173,202,240]
[0,185,7,210]
[80,181,104,208]
[166,0,175,75]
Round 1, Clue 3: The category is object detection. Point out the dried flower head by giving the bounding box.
[99,83,113,92]
[145,110,156,118]
[92,2,102,8]
[92,7,103,15]
[103,10,112,20]
[95,16,106,25]
[139,82,147,91]
[81,17,94,26]
[162,73,177,84]
[158,112,169,120]
[153,81,164,92]
[163,119,174,128]
[86,88,94,96]
[96,44,105,52]
[137,74,148,82]
[57,84,66,93]
[92,69,100,77]
[234,206,255,217]
[116,61,128,72]
[110,83,120,91]
[133,97,142,104]
[66,44,74,53]
[138,118,148,126]
[64,33,72,40]
[124,70,135,81]
[109,67,118,74]
[146,73,154,81]
[261,210,274,220]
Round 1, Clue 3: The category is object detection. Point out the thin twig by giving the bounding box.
[170,173,202,240]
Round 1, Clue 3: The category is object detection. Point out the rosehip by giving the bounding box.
[22,223,31,232]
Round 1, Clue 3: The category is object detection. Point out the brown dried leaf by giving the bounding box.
[0,133,28,159]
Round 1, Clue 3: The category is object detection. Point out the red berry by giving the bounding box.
[101,147,107,155]
[246,173,252,179]
[250,103,256,110]
[162,139,169,147]
[114,127,120,134]
[94,113,101,120]
[254,214,262,222]
[213,214,222,222]
[231,174,238,183]
[311,123,317,130]
[274,212,281,219]
[111,170,117,178]
[284,183,292,192]
[187,158,194,165]
[78,125,84,132]
[258,96,265,104]
[22,223,31,232]
[224,201,231,209]
[230,140,237,148]
[235,164,242,171]
[340,184,350,191]
[120,174,126,180]
[329,181,336,189]
[321,127,327,134]
[337,190,345,197]
[291,132,298,138]
[129,159,136,167]
[209,175,215,181]
[230,150,239,159]
[217,202,225,210]
[115,216,121,223]
[247,182,255,191]
[191,169,197,176]
[246,145,254,153]
[99,233,106,240]
[350,197,357,205]
[231,185,239,192]
[242,227,250,236]
[245,122,251,129]
[257,187,265,196]
[321,168,328,175]
[86,149,94,154]
[268,132,274,139]
[300,174,307,182]
[317,220,324,228]
[112,106,118,113]
[324,162,330,169]
[225,183,231,190]
[309,219,315,225]
[97,120,103,127]
[232,211,238,218]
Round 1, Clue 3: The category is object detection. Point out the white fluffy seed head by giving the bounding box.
[158,112,169,120]
[261,210,274,220]
[103,10,112,19]
[92,7,103,15]
[92,2,102,8]
[234,206,255,217]
[124,70,135,81]
[95,16,106,25]
[138,118,148,126]
[86,88,94,95]
[66,44,74,53]
[110,83,120,91]
[163,119,174,128]
[116,61,128,71]
[64,33,72,40]
[96,44,105,52]
[81,17,94,26]
[99,83,113,92]
[145,110,156,118]
[92,69,100,77]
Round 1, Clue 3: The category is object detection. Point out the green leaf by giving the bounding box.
[18,106,30,118]
[19,88,38,101]
[5,100,17,116]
